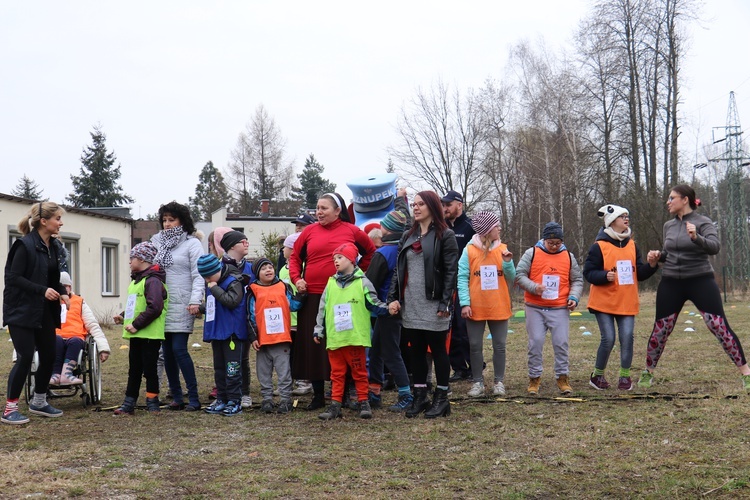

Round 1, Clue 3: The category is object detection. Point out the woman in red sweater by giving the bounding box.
[289,192,376,409]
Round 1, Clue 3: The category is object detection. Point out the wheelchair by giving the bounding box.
[25,335,102,407]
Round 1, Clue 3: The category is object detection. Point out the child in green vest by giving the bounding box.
[313,243,391,420]
[113,242,168,415]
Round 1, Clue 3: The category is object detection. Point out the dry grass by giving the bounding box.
[2,294,750,498]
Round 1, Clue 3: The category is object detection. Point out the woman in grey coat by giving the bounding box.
[152,201,203,410]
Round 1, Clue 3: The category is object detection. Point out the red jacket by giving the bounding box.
[289,219,376,295]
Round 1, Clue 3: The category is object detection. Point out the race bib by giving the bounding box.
[541,274,560,300]
[616,260,634,285]
[264,307,285,334]
[205,295,216,323]
[334,303,354,332]
[124,294,137,320]
[60,303,68,324]
[480,265,498,290]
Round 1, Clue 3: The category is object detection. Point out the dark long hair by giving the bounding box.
[406,190,448,239]
[157,201,196,235]
[319,192,352,223]
[671,184,699,210]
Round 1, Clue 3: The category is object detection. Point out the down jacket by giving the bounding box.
[151,231,204,333]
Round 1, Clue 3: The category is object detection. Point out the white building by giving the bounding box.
[0,193,133,324]
[210,203,298,259]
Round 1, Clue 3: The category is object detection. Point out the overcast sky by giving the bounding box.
[1,0,748,218]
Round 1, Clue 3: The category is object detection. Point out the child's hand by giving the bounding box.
[125,324,137,334]
[461,306,472,319]
[252,340,260,351]
[113,314,124,325]
[100,352,110,362]
[534,283,546,295]
[388,301,401,315]
[502,249,513,262]
[187,304,200,315]
[313,336,321,344]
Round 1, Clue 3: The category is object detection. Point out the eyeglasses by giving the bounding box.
[618,214,630,220]
[545,240,563,247]
[668,196,683,202]
[410,201,425,208]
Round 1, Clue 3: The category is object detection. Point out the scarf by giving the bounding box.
[154,226,184,269]
[604,226,632,242]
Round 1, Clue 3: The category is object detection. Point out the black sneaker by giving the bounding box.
[359,400,372,419]
[318,401,342,420]
[368,392,382,409]
[261,399,275,414]
[388,393,413,412]
[276,400,293,414]
[449,370,471,382]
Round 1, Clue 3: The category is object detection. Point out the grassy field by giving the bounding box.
[2,295,750,498]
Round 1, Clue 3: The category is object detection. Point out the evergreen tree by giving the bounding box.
[11,175,45,200]
[68,126,133,208]
[189,161,231,221]
[291,154,336,210]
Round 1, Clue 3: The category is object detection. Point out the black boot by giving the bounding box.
[424,388,450,418]
[146,396,162,414]
[405,387,431,418]
[114,396,136,416]
[305,393,325,411]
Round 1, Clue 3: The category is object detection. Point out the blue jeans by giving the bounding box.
[163,332,200,407]
[368,315,410,389]
[594,313,635,372]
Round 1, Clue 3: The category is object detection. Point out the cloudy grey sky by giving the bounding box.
[1,0,748,218]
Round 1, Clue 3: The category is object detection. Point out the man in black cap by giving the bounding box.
[441,190,475,381]
[279,213,316,272]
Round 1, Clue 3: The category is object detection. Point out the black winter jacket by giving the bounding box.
[387,224,459,313]
[3,231,66,328]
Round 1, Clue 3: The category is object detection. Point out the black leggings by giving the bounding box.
[646,275,747,369]
[126,338,163,399]
[7,312,57,399]
[405,327,450,387]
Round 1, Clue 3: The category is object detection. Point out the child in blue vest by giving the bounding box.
[197,254,247,416]
[247,258,305,414]
[314,243,391,420]
[220,230,255,409]
[114,242,168,415]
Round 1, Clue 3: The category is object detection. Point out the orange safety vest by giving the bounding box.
[586,239,639,315]
[466,244,512,321]
[56,294,86,340]
[524,248,572,308]
[249,281,292,346]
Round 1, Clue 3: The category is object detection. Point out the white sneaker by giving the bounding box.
[493,381,506,396]
[241,395,252,408]
[467,382,485,398]
[292,381,312,396]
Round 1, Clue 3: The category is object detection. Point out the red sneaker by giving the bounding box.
[589,373,610,390]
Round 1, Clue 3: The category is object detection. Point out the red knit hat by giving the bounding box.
[332,243,358,264]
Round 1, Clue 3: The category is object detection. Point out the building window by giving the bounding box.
[101,242,119,296]
[63,240,77,280]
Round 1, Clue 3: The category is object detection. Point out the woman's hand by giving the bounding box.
[437,310,450,318]
[647,250,661,267]
[44,287,60,301]
[461,306,472,319]
[388,301,401,315]
[295,279,307,293]
[686,221,697,240]
[187,304,201,315]
[100,352,110,362]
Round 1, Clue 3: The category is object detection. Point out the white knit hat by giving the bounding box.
[597,204,628,228]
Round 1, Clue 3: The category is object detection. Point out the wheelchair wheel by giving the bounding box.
[24,351,40,405]
[87,337,101,405]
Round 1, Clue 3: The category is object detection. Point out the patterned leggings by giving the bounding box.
[646,276,747,370]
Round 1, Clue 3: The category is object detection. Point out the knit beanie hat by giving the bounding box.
[283,232,301,249]
[220,230,247,253]
[597,204,629,228]
[332,243,358,264]
[380,210,408,233]
[471,211,500,236]
[131,242,158,263]
[197,254,223,278]
[59,272,73,287]
[252,257,273,277]
[212,227,233,256]
[542,222,564,240]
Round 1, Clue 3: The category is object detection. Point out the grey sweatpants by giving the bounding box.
[466,319,508,383]
[256,342,293,401]
[525,306,569,378]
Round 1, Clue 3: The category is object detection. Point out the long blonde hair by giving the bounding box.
[480,233,498,260]
[17,201,65,236]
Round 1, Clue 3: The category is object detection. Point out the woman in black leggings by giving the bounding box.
[3,202,70,425]
[638,185,750,390]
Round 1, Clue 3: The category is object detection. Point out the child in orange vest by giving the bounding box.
[583,205,658,390]
[515,222,583,396]
[247,258,305,414]
[457,212,515,398]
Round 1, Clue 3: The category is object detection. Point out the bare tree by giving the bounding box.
[389,80,488,211]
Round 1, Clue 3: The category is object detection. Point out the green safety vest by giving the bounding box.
[279,265,297,328]
[123,277,168,340]
[323,275,372,350]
